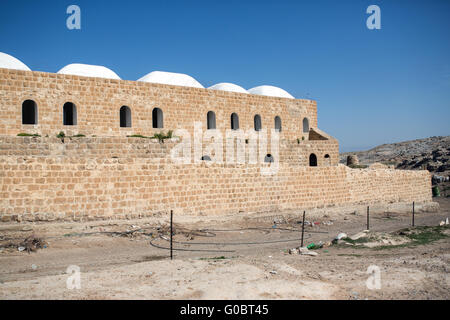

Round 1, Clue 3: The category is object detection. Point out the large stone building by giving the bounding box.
[0,52,433,222]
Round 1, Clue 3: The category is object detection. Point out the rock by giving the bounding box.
[350,230,369,240]
[301,250,318,256]
[299,247,318,256]
[336,232,348,240]
[288,248,299,255]
[346,155,359,166]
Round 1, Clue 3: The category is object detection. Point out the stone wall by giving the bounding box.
[0,137,431,222]
[0,136,340,167]
[0,68,317,141]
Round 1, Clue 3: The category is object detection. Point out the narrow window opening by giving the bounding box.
[207,111,216,130]
[264,154,274,163]
[63,102,77,125]
[274,116,282,132]
[152,108,163,128]
[309,153,317,167]
[22,100,37,125]
[254,114,262,131]
[303,117,309,133]
[231,113,239,130]
[120,106,131,128]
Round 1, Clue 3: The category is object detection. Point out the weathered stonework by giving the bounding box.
[0,68,433,222]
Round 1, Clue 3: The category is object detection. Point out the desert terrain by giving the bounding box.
[0,197,448,300]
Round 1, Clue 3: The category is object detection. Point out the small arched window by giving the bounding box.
[309,153,317,167]
[264,154,274,163]
[274,116,282,132]
[63,102,77,125]
[207,111,216,130]
[254,114,262,131]
[303,117,309,133]
[120,106,131,128]
[231,113,239,130]
[152,108,163,128]
[324,154,331,166]
[22,100,37,125]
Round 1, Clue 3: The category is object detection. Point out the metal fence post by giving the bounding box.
[301,211,306,248]
[170,210,173,260]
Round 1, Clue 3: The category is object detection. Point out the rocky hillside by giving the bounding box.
[340,136,449,171]
[340,136,450,196]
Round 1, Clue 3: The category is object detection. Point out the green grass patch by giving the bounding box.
[341,237,370,245]
[150,130,173,143]
[56,131,65,139]
[127,134,150,139]
[374,225,449,250]
[17,133,40,137]
[127,131,174,142]
[348,164,368,169]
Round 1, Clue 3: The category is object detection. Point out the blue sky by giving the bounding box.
[0,0,449,151]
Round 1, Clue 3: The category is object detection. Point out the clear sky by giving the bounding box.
[0,0,449,151]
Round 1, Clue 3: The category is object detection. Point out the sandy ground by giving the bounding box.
[0,199,449,300]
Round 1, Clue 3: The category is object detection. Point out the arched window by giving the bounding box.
[63,102,77,125]
[207,111,216,130]
[274,116,282,132]
[231,113,239,130]
[22,100,37,125]
[264,154,274,163]
[309,153,317,167]
[152,108,163,128]
[324,154,331,166]
[254,114,262,131]
[303,117,309,133]
[120,106,131,128]
[201,155,211,161]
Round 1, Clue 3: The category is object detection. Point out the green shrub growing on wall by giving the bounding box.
[17,133,40,137]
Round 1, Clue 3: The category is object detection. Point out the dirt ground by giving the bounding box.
[0,199,449,300]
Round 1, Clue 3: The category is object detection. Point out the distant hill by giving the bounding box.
[340,136,450,175]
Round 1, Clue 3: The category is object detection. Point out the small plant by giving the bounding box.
[297,138,300,144]
[72,134,85,138]
[302,136,305,141]
[151,131,173,143]
[127,134,150,138]
[17,133,40,137]
[56,131,65,139]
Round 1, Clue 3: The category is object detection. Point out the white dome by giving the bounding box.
[57,63,121,79]
[208,83,248,94]
[0,52,31,71]
[137,71,204,88]
[248,85,294,99]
